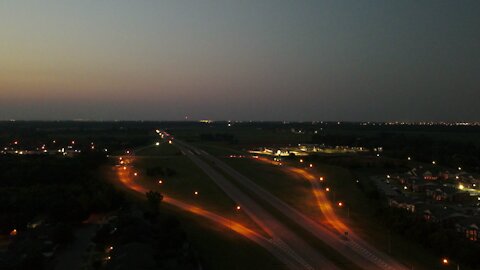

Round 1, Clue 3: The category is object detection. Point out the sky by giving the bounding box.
[1,1,479,121]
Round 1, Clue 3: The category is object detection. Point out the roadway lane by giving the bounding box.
[177,141,409,270]
[175,142,339,270]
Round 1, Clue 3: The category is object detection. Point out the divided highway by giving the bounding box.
[174,142,339,270]
[114,149,322,269]
[174,139,410,270]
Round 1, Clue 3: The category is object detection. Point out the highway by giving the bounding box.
[113,155,323,270]
[174,139,410,270]
[174,141,338,270]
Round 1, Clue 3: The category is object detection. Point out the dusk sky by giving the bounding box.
[1,1,479,121]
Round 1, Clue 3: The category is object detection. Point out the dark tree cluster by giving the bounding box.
[0,153,124,233]
[92,209,199,270]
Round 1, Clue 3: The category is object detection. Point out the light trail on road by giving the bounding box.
[113,156,313,270]
[254,156,410,270]
[174,141,337,270]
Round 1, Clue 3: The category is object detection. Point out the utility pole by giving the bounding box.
[387,230,392,254]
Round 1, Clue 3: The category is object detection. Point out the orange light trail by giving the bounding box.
[114,159,261,239]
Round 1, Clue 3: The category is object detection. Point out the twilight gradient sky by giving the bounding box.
[1,1,479,121]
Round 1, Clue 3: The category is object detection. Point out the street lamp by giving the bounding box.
[337,202,350,218]
[442,258,460,270]
[236,205,241,211]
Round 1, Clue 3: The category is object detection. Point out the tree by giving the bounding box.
[145,191,163,218]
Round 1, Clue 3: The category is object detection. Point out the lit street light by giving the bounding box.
[442,258,460,270]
